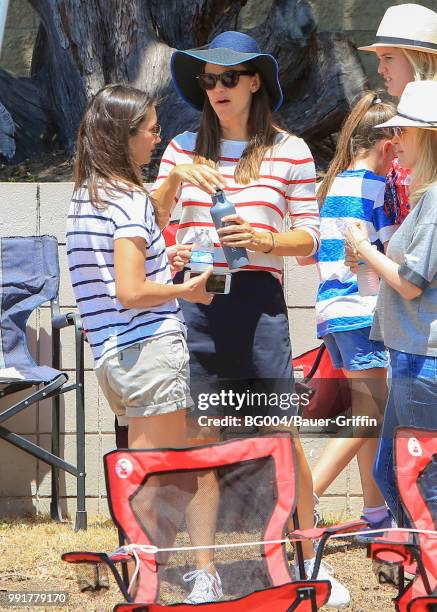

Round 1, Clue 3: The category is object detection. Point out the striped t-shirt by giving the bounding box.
[66,185,185,367]
[315,169,397,338]
[151,131,319,278]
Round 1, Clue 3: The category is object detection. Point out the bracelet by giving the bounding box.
[263,231,275,254]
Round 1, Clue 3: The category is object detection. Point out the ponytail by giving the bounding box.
[317,92,395,206]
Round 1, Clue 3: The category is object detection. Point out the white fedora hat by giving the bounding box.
[360,3,437,55]
[375,80,437,129]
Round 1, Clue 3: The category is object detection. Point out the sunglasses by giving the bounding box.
[196,70,255,91]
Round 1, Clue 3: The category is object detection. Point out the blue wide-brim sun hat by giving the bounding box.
[170,31,283,113]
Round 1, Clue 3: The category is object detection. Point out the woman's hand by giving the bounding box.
[170,164,226,194]
[217,214,270,252]
[344,243,359,273]
[296,255,317,266]
[345,221,370,256]
[182,268,214,305]
[166,244,192,273]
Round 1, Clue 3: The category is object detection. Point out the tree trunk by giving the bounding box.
[0,0,367,167]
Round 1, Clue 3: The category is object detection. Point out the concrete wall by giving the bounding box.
[0,182,364,521]
[0,0,39,75]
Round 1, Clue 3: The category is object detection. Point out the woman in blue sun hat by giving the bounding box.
[150,31,349,608]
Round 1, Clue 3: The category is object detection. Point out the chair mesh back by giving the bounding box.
[395,427,437,590]
[418,458,437,530]
[105,435,296,604]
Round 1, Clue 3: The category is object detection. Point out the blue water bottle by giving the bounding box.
[210,190,250,270]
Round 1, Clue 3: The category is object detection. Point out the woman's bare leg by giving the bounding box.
[292,433,318,560]
[357,439,386,507]
[312,438,366,499]
[312,368,387,506]
[261,424,315,559]
[184,425,220,572]
[128,408,188,449]
[128,410,195,565]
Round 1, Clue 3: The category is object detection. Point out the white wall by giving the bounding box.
[0,182,363,520]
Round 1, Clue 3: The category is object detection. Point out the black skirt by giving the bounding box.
[179,271,296,419]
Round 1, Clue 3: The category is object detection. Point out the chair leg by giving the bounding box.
[0,426,79,474]
[118,527,130,589]
[74,323,87,531]
[51,327,63,523]
[293,508,306,579]
[50,389,62,522]
[310,588,318,612]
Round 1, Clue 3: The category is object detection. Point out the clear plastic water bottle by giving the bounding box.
[210,190,250,270]
[189,229,214,273]
[356,260,380,296]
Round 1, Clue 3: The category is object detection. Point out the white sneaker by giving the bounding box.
[182,564,223,604]
[297,557,350,608]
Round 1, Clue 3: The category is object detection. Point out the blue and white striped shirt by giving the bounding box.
[66,185,185,367]
[315,169,397,338]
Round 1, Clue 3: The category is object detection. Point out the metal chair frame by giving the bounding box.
[0,236,86,530]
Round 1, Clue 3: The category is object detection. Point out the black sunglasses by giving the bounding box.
[196,70,255,91]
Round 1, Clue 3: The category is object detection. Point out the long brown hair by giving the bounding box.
[194,62,282,183]
[317,92,396,206]
[74,84,156,208]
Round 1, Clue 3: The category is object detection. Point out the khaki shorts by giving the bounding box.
[95,332,194,426]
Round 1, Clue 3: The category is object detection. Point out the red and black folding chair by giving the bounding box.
[367,427,437,611]
[292,344,351,427]
[63,434,334,610]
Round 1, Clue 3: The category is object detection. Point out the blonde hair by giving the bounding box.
[317,92,396,205]
[399,49,437,204]
[402,48,437,82]
[409,128,437,204]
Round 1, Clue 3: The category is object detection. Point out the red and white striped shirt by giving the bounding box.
[152,131,319,278]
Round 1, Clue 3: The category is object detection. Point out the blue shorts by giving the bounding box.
[324,327,388,371]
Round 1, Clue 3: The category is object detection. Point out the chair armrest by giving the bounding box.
[288,520,369,581]
[62,551,111,564]
[368,530,417,567]
[287,519,368,542]
[51,298,83,331]
[62,551,130,600]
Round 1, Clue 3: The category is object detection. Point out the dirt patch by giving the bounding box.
[0,152,161,183]
[0,152,74,183]
[0,517,398,611]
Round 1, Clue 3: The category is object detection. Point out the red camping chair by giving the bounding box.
[111,583,328,611]
[367,427,437,611]
[292,344,351,421]
[63,435,339,610]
